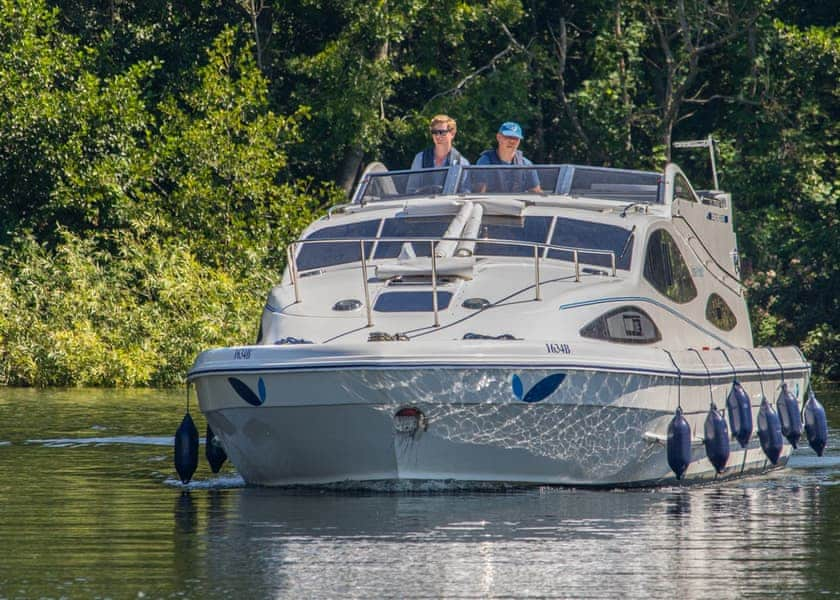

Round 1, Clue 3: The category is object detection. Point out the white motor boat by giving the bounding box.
[185,161,828,487]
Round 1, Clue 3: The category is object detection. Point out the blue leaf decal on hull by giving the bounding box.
[228,377,266,406]
[512,374,524,400]
[519,373,567,403]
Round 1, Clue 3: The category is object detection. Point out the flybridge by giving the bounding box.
[351,163,664,205]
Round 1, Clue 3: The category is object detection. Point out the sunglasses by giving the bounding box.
[430,129,451,135]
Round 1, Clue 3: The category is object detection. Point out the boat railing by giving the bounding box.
[286,235,617,328]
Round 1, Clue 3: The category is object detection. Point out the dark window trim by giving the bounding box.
[579,305,663,344]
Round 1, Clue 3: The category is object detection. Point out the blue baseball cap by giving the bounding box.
[498,121,523,139]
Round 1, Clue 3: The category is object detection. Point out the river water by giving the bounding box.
[1,387,839,599]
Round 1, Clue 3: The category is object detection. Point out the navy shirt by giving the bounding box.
[475,149,541,193]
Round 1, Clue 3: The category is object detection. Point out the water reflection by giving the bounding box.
[190,476,836,598]
[0,387,838,598]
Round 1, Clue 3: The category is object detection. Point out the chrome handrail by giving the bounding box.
[430,241,439,327]
[359,240,373,327]
[286,235,619,328]
[287,244,301,304]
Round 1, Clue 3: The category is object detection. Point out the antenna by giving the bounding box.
[673,135,719,190]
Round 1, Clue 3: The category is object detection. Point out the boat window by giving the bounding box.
[361,169,448,203]
[374,216,452,259]
[296,220,380,271]
[674,174,698,203]
[546,218,634,270]
[459,167,560,194]
[474,216,552,257]
[568,168,661,203]
[643,229,698,303]
[374,291,453,312]
[706,293,737,331]
[580,306,662,344]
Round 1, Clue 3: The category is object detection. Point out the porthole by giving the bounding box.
[706,293,737,331]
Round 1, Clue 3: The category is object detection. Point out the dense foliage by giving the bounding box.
[0,0,835,385]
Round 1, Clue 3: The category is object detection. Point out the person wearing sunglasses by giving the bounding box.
[410,115,469,170]
[406,115,469,194]
[474,121,542,194]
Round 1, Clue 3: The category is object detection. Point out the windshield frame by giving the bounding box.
[353,164,663,204]
[293,214,634,273]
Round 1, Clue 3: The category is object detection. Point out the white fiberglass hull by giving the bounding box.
[188,342,807,487]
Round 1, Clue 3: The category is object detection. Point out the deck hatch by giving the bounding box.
[373,291,453,312]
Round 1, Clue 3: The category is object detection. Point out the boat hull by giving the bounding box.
[189,343,805,487]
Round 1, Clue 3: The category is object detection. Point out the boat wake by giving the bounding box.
[27,435,174,447]
[164,474,246,490]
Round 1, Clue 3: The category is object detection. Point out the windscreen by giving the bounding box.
[547,217,634,270]
[295,220,380,271]
[374,216,452,259]
[568,168,661,203]
[474,216,552,257]
[359,169,448,203]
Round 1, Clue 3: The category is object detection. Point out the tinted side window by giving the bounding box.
[374,216,451,259]
[474,216,552,257]
[296,220,380,271]
[580,306,662,344]
[643,229,697,303]
[706,293,737,331]
[547,217,634,270]
[674,174,697,203]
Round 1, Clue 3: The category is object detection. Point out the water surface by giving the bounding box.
[1,388,839,598]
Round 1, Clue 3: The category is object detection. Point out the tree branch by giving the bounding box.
[547,19,600,159]
[684,94,762,106]
[425,45,517,104]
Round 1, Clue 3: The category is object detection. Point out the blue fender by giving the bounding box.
[803,388,828,457]
[776,383,802,448]
[726,381,753,448]
[703,403,730,474]
[667,407,692,480]
[174,412,199,484]
[205,424,228,473]
[757,398,784,464]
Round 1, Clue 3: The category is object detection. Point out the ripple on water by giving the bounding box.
[1,387,839,599]
[26,435,175,448]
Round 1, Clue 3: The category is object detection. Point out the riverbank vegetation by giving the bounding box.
[0,0,836,386]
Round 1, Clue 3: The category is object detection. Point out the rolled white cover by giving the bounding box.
[455,202,484,257]
[435,202,473,258]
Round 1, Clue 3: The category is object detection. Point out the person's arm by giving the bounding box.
[526,160,542,193]
[405,152,424,193]
[473,155,488,193]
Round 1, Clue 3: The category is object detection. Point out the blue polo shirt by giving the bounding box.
[475,150,541,193]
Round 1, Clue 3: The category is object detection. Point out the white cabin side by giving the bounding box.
[261,163,754,351]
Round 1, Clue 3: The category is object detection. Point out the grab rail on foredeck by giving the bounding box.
[286,235,617,328]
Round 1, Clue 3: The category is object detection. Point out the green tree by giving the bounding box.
[146,26,321,274]
[0,0,155,241]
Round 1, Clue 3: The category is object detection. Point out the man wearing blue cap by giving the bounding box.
[474,122,542,193]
